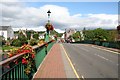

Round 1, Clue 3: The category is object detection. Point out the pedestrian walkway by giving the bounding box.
[33,43,76,79]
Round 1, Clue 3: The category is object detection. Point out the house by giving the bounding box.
[0,26,14,40]
[39,33,45,39]
[64,29,76,40]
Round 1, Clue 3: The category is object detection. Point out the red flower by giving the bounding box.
[31,54,35,58]
[22,58,28,64]
[50,25,54,30]
[17,49,21,54]
[23,50,30,53]
[8,53,13,57]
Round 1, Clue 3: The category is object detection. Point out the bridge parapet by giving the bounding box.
[0,40,55,80]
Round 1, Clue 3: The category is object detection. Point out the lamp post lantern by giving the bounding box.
[47,10,51,23]
[45,10,54,42]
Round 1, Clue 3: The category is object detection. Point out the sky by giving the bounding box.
[1,1,119,33]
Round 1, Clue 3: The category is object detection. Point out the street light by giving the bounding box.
[47,10,51,23]
[45,10,54,42]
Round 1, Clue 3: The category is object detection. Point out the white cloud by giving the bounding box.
[54,29,64,33]
[1,3,118,33]
[1,0,119,2]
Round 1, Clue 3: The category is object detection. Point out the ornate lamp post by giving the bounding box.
[47,10,51,23]
[45,10,54,42]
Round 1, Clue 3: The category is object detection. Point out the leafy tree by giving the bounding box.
[26,31,31,40]
[33,33,39,40]
[84,30,94,40]
[72,31,81,41]
[29,38,38,46]
[0,36,6,46]
[18,32,28,45]
[11,39,22,47]
[84,28,110,41]
[107,30,118,41]
[93,28,109,41]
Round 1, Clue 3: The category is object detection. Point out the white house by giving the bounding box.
[0,26,14,40]
[39,33,45,39]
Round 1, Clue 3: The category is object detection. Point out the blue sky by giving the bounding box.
[25,2,118,15]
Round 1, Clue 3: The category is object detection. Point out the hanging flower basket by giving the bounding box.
[45,23,54,31]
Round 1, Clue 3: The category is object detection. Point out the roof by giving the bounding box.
[0,26,11,30]
[39,33,45,36]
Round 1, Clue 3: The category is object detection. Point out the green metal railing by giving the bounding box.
[0,40,55,80]
[0,53,28,80]
[1,62,27,80]
[71,40,120,49]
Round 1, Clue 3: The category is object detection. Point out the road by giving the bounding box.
[63,43,118,79]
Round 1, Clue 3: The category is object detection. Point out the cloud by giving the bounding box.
[1,3,118,33]
[1,0,119,2]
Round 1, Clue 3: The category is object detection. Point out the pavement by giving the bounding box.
[33,43,76,79]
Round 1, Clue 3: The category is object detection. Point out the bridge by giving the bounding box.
[0,9,120,80]
[0,40,119,80]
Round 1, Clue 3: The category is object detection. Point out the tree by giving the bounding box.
[93,28,109,41]
[84,28,110,41]
[0,36,5,46]
[71,31,81,41]
[29,38,38,46]
[26,31,31,40]
[84,30,94,40]
[33,33,39,40]
[18,32,28,45]
[107,30,118,41]
[11,39,22,47]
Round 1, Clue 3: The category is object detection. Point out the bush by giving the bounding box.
[18,32,28,45]
[11,39,22,47]
[33,33,39,40]
[29,38,38,46]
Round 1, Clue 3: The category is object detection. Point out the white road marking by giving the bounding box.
[92,46,119,54]
[81,75,85,79]
[95,54,109,61]
[94,54,118,66]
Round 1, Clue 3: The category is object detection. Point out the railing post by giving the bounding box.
[45,46,47,55]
